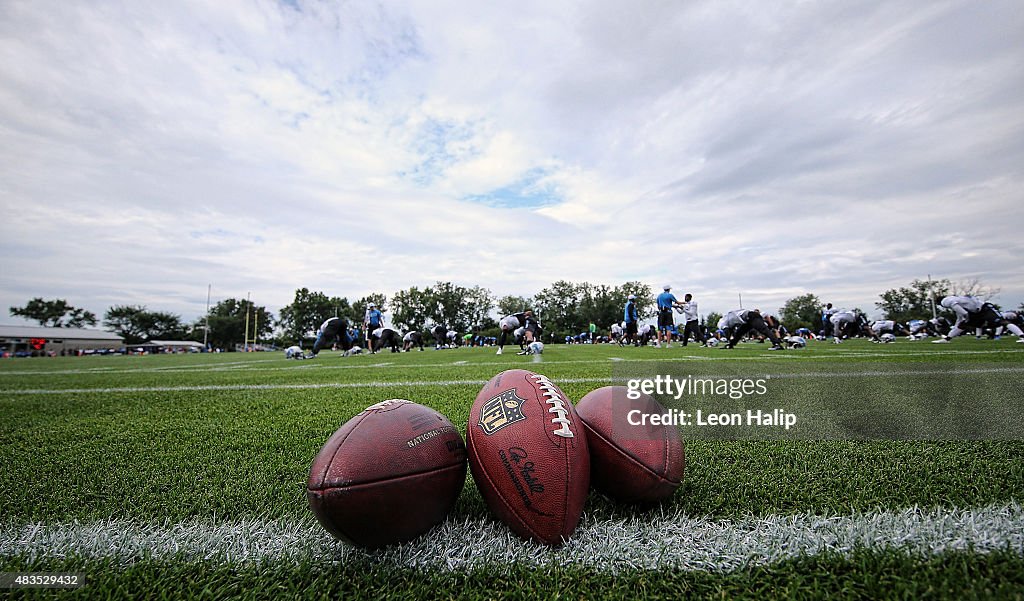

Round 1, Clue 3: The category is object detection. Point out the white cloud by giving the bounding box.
[1,0,1022,327]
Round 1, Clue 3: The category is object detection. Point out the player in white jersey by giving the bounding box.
[719,309,784,350]
[402,330,424,352]
[497,311,538,355]
[309,317,354,357]
[829,310,869,343]
[677,293,706,347]
[934,296,1024,343]
[369,327,401,353]
[822,303,839,337]
[610,322,623,344]
[908,320,928,335]
[638,323,658,346]
[869,320,910,341]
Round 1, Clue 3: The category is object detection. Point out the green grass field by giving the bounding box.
[2,339,1023,599]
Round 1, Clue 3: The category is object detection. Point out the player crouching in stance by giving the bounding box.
[368,327,401,353]
[829,310,869,343]
[719,309,785,350]
[496,310,539,355]
[402,330,425,352]
[869,320,910,342]
[933,296,1024,343]
[306,317,354,358]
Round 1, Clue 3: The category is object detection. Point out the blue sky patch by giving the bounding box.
[462,167,562,209]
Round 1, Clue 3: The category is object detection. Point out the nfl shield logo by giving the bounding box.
[478,389,528,435]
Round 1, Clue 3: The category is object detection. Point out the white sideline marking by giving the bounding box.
[2,504,1022,572]
[0,348,1020,377]
[3,367,1024,396]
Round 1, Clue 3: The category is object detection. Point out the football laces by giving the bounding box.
[531,373,575,438]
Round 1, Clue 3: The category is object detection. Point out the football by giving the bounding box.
[466,369,590,546]
[575,386,684,504]
[307,399,467,549]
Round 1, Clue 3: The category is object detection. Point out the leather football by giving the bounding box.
[466,369,589,546]
[307,399,467,549]
[576,386,684,503]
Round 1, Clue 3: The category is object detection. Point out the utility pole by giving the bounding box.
[203,284,211,350]
[928,274,937,319]
[243,292,251,352]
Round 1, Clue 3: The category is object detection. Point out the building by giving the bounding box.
[145,340,206,353]
[0,325,124,356]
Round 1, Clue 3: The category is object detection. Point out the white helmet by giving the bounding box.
[528,341,544,354]
[880,333,896,343]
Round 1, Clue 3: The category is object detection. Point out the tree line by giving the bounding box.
[9,278,1019,349]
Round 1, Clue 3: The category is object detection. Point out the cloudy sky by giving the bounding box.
[2,0,1022,326]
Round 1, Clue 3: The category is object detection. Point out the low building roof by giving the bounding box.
[0,325,123,341]
[149,340,204,347]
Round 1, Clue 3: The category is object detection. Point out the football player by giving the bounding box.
[719,309,784,350]
[822,303,839,338]
[829,310,869,343]
[638,323,658,346]
[869,320,911,342]
[677,293,706,347]
[497,310,539,355]
[656,285,684,348]
[610,322,623,344]
[623,295,640,347]
[308,317,354,357]
[369,327,401,353]
[402,330,425,352]
[432,324,447,350]
[933,296,1024,343]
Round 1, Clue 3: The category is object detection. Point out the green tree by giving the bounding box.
[461,285,495,330]
[533,280,585,340]
[876,279,951,323]
[204,298,273,351]
[619,282,655,321]
[104,305,186,344]
[705,311,723,330]
[497,295,533,316]
[421,282,493,333]
[390,286,432,332]
[10,298,98,328]
[353,294,388,329]
[778,293,823,331]
[277,288,351,343]
[104,305,149,344]
[143,311,187,340]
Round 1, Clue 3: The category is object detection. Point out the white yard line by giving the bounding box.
[0,348,1020,377]
[3,366,1024,396]
[2,503,1022,572]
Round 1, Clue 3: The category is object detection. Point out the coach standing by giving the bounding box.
[656,285,684,348]
[364,302,383,349]
[623,295,639,346]
[679,293,705,347]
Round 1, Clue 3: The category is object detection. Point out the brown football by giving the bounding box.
[575,386,684,503]
[307,399,467,549]
[466,369,589,546]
